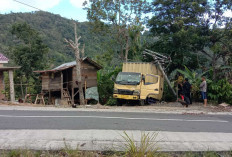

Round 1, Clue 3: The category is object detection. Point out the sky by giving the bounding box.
[0,0,231,22]
[0,0,88,22]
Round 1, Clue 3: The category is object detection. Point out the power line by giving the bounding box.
[11,0,87,22]
[12,0,44,12]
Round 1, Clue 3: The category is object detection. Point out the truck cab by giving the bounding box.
[113,62,164,105]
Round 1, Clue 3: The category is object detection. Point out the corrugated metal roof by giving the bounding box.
[34,57,102,73]
[0,53,9,62]
[53,61,76,70]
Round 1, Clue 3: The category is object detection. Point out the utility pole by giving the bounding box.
[143,49,176,96]
[64,22,85,105]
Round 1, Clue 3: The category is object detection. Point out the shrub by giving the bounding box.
[162,82,176,102]
[208,79,232,105]
[97,67,121,105]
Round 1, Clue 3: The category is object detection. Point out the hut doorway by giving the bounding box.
[62,68,73,89]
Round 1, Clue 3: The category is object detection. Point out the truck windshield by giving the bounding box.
[115,72,141,85]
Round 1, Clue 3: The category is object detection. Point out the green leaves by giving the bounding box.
[85,0,150,61]
[176,65,209,84]
[208,79,232,105]
[10,22,49,79]
[9,22,49,98]
[174,65,211,101]
[148,0,232,77]
[97,66,121,105]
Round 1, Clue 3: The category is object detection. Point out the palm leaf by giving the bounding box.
[184,65,194,79]
[177,69,192,79]
[219,65,232,70]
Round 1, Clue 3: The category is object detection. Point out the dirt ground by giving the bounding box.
[90,102,232,113]
[0,100,231,114]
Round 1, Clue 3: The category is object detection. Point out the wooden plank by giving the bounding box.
[71,68,74,104]
[73,79,97,88]
[48,90,51,105]
[48,73,61,90]
[41,74,50,90]
[61,72,63,100]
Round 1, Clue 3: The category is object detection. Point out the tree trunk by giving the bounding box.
[125,35,129,62]
[212,53,217,81]
[75,50,85,105]
[64,22,85,105]
[20,77,24,98]
[81,44,85,58]
[73,23,85,105]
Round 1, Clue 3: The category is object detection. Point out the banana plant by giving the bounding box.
[176,66,210,85]
[172,66,211,101]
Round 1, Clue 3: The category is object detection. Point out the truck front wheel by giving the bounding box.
[116,99,124,106]
[139,99,145,106]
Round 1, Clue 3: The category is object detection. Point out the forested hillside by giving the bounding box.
[0,0,231,106]
[0,11,111,66]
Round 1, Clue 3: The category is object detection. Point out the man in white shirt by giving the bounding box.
[200,76,207,107]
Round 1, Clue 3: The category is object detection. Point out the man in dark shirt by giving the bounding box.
[183,78,192,105]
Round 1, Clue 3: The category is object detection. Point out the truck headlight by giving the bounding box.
[133,90,140,95]
[113,88,118,94]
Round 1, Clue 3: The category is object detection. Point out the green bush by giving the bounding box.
[162,82,176,102]
[97,67,121,105]
[105,96,117,106]
[208,79,232,105]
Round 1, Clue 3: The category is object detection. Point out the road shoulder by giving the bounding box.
[0,103,231,115]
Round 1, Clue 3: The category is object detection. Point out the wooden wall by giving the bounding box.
[50,72,61,90]
[41,73,49,90]
[42,72,61,91]
[41,60,98,91]
[72,61,98,88]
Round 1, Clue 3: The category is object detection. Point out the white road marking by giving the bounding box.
[0,115,228,123]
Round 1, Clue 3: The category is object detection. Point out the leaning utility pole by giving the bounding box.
[143,49,177,96]
[64,22,85,105]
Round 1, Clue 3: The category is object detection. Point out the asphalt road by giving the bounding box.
[0,110,232,133]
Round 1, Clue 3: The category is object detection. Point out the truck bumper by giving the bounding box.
[113,94,139,100]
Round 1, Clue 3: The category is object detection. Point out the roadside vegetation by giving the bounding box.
[1,149,232,157]
[0,0,231,105]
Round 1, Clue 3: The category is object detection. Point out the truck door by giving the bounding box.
[140,74,160,99]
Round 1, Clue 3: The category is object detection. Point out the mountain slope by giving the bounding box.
[0,11,110,67]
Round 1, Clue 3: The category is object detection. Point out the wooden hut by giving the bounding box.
[34,57,102,105]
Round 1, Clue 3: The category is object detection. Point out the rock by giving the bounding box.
[219,103,230,107]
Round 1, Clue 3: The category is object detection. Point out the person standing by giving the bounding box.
[178,82,184,100]
[200,76,207,107]
[183,78,192,105]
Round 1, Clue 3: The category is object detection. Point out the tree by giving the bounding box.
[10,22,49,97]
[196,0,232,80]
[84,0,149,62]
[148,0,208,72]
[148,0,232,81]
[65,22,85,105]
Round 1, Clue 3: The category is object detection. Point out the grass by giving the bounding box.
[120,131,160,157]
[1,150,232,157]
